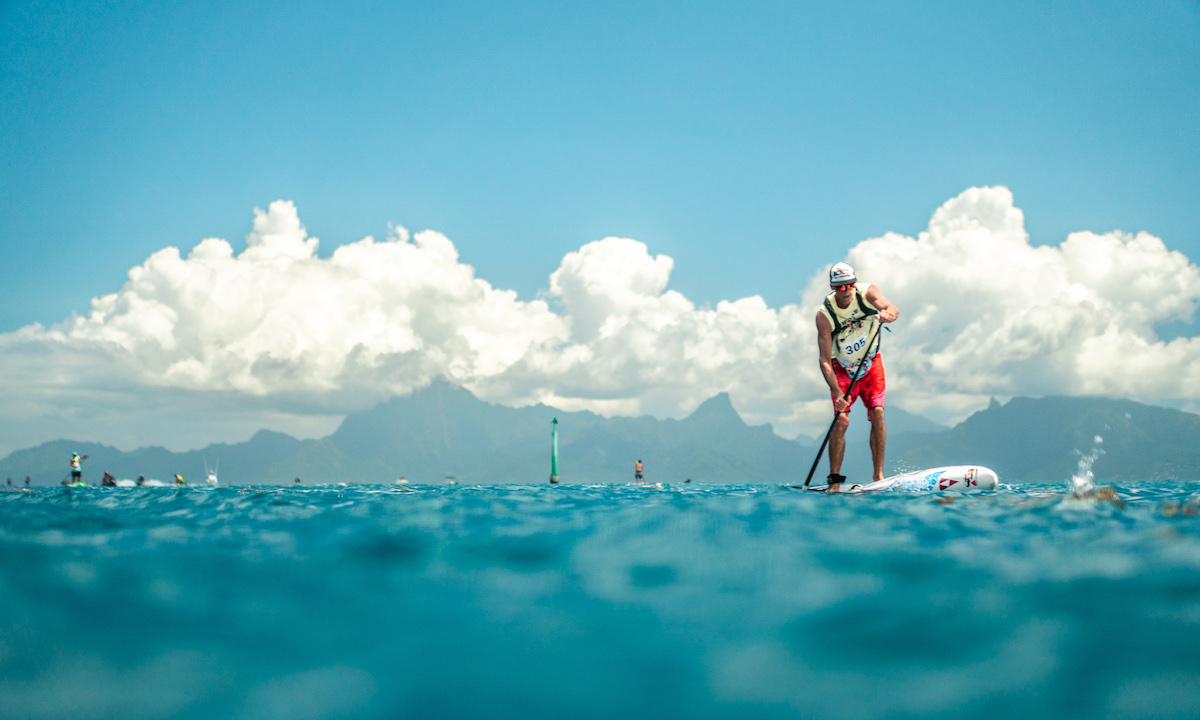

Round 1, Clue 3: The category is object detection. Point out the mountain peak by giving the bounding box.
[683,393,743,426]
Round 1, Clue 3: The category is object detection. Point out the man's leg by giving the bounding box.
[868,406,887,482]
[828,412,850,488]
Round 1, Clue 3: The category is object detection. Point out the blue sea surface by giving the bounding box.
[2,482,1200,720]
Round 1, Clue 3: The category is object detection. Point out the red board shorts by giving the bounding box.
[831,354,886,412]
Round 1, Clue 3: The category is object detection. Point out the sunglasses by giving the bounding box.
[832,283,855,292]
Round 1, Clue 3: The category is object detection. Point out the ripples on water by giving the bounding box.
[2,482,1199,720]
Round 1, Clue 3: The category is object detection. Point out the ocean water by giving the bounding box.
[2,482,1199,720]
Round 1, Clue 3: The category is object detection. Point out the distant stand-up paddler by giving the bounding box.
[69,452,89,486]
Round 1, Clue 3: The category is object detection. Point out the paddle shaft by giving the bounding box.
[803,321,885,487]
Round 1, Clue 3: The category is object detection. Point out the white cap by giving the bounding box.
[830,262,856,286]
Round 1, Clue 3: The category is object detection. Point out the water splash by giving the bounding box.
[1070,435,1104,497]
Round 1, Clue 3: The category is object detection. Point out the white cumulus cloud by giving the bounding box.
[1,187,1198,454]
[52,201,568,399]
[830,186,1200,418]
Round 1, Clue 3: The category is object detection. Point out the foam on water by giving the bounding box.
[2,482,1200,719]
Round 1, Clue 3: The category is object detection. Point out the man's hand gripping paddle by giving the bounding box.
[802,321,886,488]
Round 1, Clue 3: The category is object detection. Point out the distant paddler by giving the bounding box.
[816,262,899,491]
[69,452,89,486]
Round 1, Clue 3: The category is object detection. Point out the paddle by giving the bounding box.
[803,320,886,488]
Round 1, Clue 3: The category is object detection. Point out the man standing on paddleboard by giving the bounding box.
[816,262,899,491]
[69,452,89,486]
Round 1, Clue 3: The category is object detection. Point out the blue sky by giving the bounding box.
[3,1,1200,454]
[3,0,1197,333]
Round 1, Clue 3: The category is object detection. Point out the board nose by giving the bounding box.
[973,467,999,490]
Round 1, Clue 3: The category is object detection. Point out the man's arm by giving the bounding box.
[816,313,849,413]
[864,285,899,323]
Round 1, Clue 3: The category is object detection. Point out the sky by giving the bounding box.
[1,1,1198,455]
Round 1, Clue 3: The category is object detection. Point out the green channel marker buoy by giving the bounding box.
[549,418,559,484]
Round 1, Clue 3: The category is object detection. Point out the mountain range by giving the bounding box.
[2,380,1198,485]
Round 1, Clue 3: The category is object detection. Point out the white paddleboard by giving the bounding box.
[112,478,169,487]
[808,465,999,494]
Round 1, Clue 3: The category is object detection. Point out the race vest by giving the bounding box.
[819,284,880,375]
[70,456,80,469]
